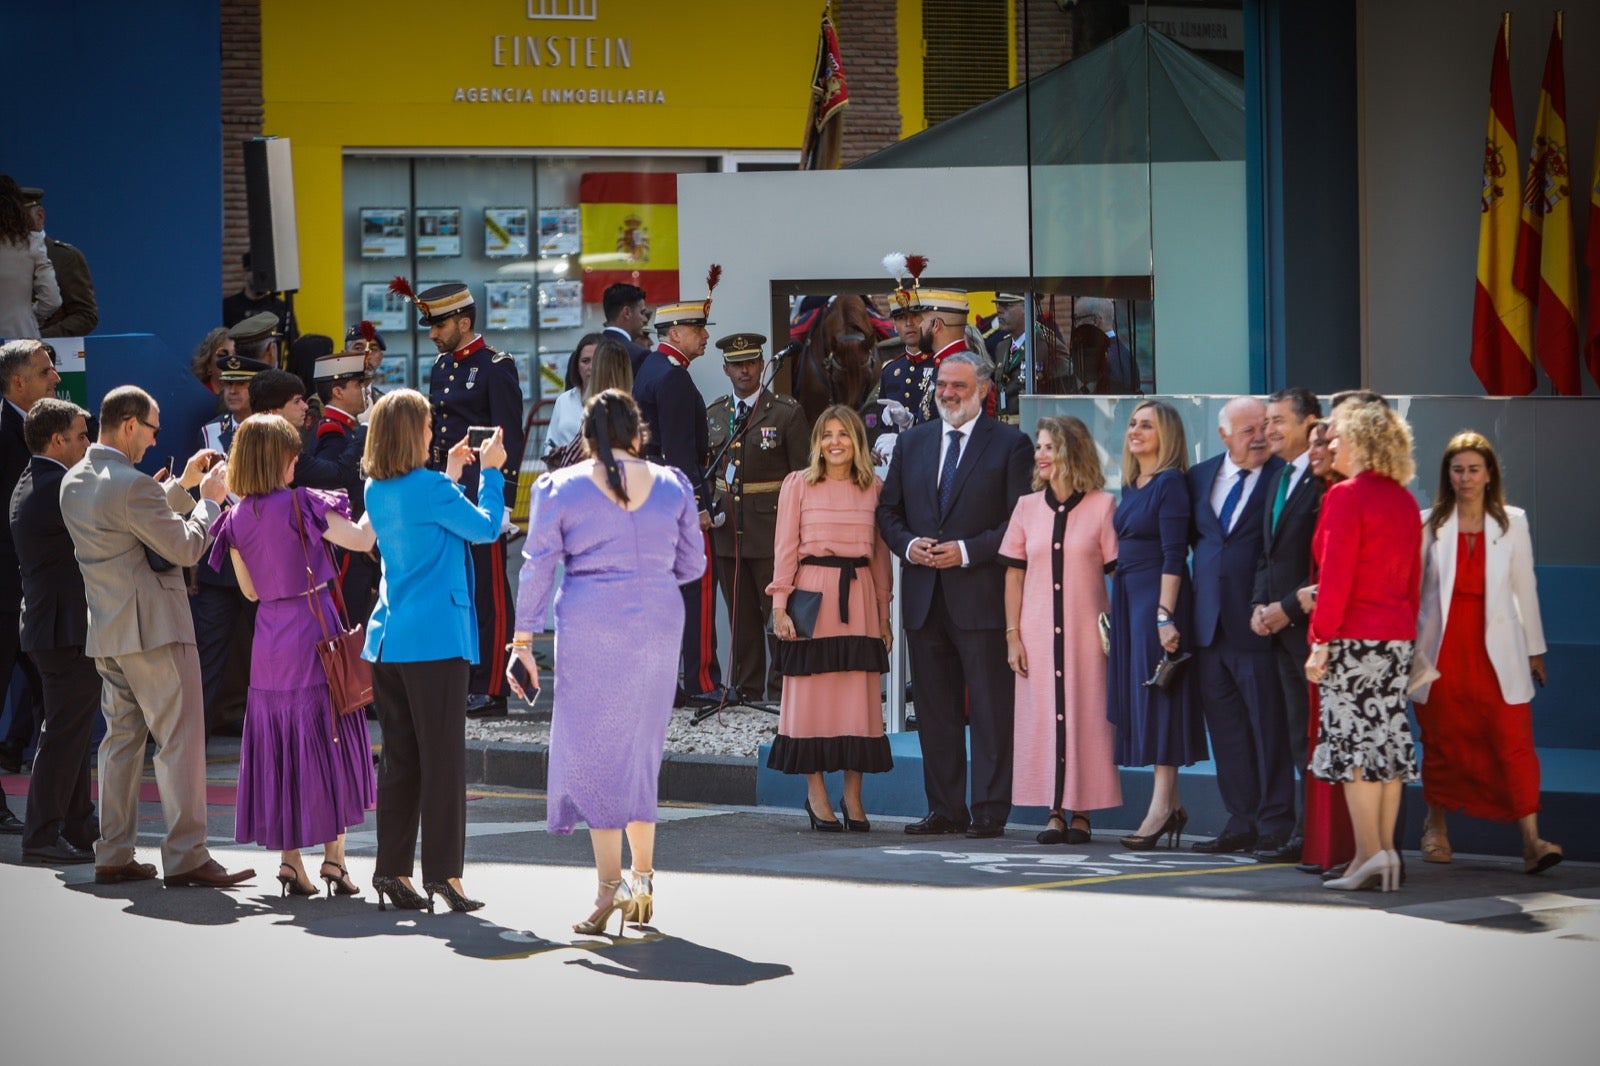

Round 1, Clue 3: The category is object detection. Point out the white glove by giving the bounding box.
[879,398,913,431]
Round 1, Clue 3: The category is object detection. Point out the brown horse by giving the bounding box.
[789,294,884,426]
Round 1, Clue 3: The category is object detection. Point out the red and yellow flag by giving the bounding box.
[1512,14,1581,395]
[578,172,679,305]
[799,15,850,171]
[1470,16,1534,395]
[1585,118,1600,388]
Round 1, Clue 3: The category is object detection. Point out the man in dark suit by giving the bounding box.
[878,325,1033,839]
[634,294,724,702]
[1250,387,1325,863]
[12,399,97,861]
[1187,396,1293,856]
[0,340,60,783]
[601,282,652,372]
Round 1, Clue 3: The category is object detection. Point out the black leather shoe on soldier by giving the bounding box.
[904,812,969,835]
[1191,829,1258,854]
[466,694,508,718]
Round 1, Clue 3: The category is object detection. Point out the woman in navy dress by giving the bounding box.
[1107,400,1207,849]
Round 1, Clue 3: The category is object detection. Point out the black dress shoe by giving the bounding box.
[904,812,968,835]
[1192,830,1258,854]
[24,839,95,865]
[0,807,21,834]
[965,818,1005,839]
[1254,836,1303,863]
[465,694,508,718]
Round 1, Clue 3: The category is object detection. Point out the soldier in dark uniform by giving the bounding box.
[633,289,725,703]
[344,321,386,423]
[876,283,937,436]
[706,333,809,702]
[409,282,524,717]
[192,351,271,737]
[984,293,1028,422]
[20,188,98,338]
[311,350,379,626]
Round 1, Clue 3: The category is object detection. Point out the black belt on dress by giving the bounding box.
[799,555,869,625]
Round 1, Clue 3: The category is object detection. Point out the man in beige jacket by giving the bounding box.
[59,386,254,887]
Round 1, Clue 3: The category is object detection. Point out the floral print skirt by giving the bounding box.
[1310,639,1418,784]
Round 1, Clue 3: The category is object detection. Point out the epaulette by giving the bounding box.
[316,420,350,439]
[771,393,799,407]
[707,395,730,410]
[491,349,514,363]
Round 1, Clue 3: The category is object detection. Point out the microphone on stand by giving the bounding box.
[769,340,803,369]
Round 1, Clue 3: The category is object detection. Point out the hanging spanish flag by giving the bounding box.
[799,14,850,170]
[1512,13,1581,395]
[1470,15,1534,396]
[1585,118,1600,388]
[579,172,680,305]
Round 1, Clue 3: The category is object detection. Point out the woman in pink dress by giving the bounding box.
[767,405,893,832]
[1001,416,1120,844]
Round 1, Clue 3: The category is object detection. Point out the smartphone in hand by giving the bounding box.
[467,425,497,448]
[508,657,539,700]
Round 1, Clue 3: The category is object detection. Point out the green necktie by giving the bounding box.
[1271,470,1292,532]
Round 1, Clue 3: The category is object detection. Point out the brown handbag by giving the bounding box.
[292,490,373,718]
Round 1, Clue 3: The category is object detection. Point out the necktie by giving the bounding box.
[1218,469,1246,533]
[734,399,749,426]
[938,429,962,514]
[1271,469,1292,532]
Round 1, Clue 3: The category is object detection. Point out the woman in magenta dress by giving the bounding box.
[1000,415,1119,844]
[1412,431,1558,874]
[507,390,704,936]
[767,405,893,831]
[208,414,378,897]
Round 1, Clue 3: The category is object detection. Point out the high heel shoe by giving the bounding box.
[277,862,318,898]
[573,878,632,936]
[838,795,871,833]
[371,875,428,912]
[1323,851,1399,892]
[1119,807,1187,851]
[625,869,654,925]
[805,798,843,833]
[1036,811,1069,845]
[319,861,360,898]
[1066,813,1093,845]
[423,879,485,913]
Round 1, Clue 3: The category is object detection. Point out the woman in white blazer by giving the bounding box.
[1412,431,1559,874]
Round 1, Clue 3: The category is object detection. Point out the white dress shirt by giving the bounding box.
[1209,455,1262,534]
[911,415,978,567]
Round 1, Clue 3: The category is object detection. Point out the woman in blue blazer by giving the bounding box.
[361,389,506,913]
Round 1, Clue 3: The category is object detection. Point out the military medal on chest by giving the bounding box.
[466,366,478,389]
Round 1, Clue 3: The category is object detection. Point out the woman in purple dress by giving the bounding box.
[208,414,378,897]
[506,390,704,936]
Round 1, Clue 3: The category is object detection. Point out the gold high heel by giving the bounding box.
[573,878,632,937]
[625,869,654,925]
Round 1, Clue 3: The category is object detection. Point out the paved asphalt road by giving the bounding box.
[4,776,1598,1064]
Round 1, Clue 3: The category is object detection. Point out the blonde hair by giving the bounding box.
[1033,415,1105,493]
[1120,400,1188,485]
[803,405,876,491]
[585,335,634,400]
[362,388,430,481]
[226,414,301,498]
[1331,398,1415,485]
[1427,430,1510,536]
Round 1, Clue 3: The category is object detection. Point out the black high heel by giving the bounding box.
[1066,813,1093,845]
[805,798,843,833]
[1036,811,1069,845]
[838,795,871,833]
[277,863,318,898]
[423,879,485,913]
[319,861,360,898]
[371,875,428,912]
[1119,807,1188,851]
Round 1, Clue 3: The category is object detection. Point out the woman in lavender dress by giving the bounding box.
[506,390,704,936]
[208,414,378,897]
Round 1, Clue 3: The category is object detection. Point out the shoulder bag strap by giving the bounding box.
[291,487,336,643]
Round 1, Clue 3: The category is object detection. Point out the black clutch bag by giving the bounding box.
[770,588,823,639]
[1142,651,1192,690]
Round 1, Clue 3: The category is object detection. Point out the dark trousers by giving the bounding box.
[905,580,1014,825]
[0,609,43,758]
[1196,641,1295,840]
[714,551,776,700]
[469,537,510,697]
[372,657,469,882]
[190,581,246,735]
[21,646,101,850]
[679,532,723,697]
[1271,625,1313,837]
[340,550,380,628]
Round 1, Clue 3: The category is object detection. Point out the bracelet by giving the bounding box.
[1005,626,1018,634]
[505,641,533,651]
[1156,619,1174,628]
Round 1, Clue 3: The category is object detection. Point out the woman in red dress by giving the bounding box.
[1411,432,1558,874]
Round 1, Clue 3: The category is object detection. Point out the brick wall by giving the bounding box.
[220,0,264,300]
[1016,0,1076,76]
[835,0,901,164]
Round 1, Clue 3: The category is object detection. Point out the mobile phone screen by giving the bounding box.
[467,426,496,448]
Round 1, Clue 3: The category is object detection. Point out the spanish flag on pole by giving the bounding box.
[579,172,680,305]
[1470,15,1534,395]
[1585,118,1600,388]
[1512,13,1581,395]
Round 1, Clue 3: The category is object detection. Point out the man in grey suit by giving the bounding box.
[59,386,254,887]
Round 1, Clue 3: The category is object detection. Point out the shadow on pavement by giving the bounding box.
[564,931,793,985]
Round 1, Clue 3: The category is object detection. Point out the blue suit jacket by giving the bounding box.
[362,467,505,664]
[1187,453,1282,651]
